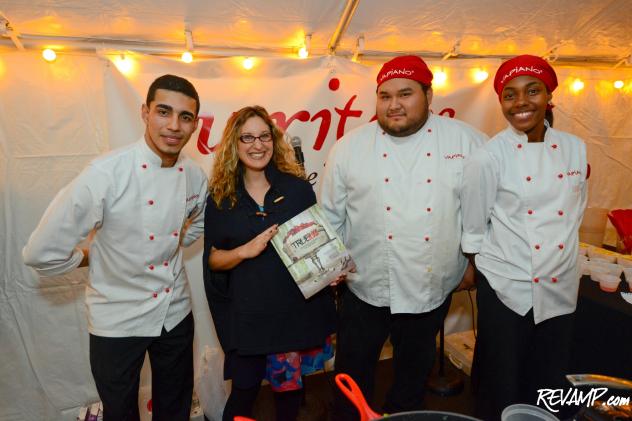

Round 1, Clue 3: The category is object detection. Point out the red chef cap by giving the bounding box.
[494,55,558,100]
[377,55,433,88]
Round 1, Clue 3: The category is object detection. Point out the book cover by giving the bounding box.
[271,204,355,298]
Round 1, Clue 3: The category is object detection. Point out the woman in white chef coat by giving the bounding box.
[460,55,588,420]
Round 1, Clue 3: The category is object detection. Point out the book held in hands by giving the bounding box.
[271,204,355,298]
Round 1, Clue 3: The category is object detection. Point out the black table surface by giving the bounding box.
[578,274,632,317]
[570,275,632,380]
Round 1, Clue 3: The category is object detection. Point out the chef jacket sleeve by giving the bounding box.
[22,164,107,276]
[318,141,348,241]
[460,148,498,254]
[182,176,208,247]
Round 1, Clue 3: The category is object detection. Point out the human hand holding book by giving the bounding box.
[271,204,355,298]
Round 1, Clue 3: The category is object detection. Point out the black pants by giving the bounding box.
[332,286,452,420]
[89,312,194,421]
[473,274,575,421]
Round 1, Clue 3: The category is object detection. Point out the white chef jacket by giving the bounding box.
[319,115,487,313]
[461,124,588,324]
[22,138,208,337]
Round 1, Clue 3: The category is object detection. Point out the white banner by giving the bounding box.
[102,54,503,188]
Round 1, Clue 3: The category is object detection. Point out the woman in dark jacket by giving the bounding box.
[203,105,336,421]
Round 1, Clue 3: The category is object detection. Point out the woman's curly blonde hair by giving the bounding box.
[210,105,304,208]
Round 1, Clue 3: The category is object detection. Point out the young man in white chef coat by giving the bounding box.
[320,55,487,419]
[23,74,208,421]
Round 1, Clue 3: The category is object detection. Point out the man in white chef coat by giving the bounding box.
[320,56,487,419]
[23,74,207,421]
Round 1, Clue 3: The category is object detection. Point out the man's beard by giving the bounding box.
[378,114,427,137]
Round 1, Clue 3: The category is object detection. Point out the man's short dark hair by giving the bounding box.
[146,74,200,115]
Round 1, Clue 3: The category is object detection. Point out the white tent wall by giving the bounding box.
[1,48,632,421]
[1,53,108,420]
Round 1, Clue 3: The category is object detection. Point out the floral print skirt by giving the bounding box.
[265,335,334,392]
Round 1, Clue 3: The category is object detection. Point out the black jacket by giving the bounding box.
[203,165,336,355]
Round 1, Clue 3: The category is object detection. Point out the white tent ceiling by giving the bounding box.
[1,0,632,66]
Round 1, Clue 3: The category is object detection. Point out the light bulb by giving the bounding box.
[42,48,56,62]
[433,70,448,87]
[114,55,134,75]
[614,80,624,89]
[298,46,309,59]
[473,69,489,83]
[243,57,254,70]
[571,79,584,93]
[181,51,193,63]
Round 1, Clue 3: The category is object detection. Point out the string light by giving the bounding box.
[114,54,134,75]
[42,48,56,62]
[181,51,193,63]
[298,34,311,59]
[472,68,489,83]
[182,28,194,64]
[433,68,448,88]
[351,35,365,62]
[571,78,585,93]
[243,57,254,70]
[24,46,632,97]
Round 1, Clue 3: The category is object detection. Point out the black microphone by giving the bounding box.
[290,136,305,170]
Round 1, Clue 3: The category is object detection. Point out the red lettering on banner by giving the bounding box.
[311,109,331,151]
[334,95,363,139]
[193,78,462,155]
[196,115,217,154]
[270,111,311,132]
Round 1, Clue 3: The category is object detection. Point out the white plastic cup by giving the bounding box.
[589,254,617,263]
[589,264,610,281]
[594,273,621,292]
[588,262,623,276]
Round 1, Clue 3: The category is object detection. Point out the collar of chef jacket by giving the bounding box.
[138,136,186,168]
